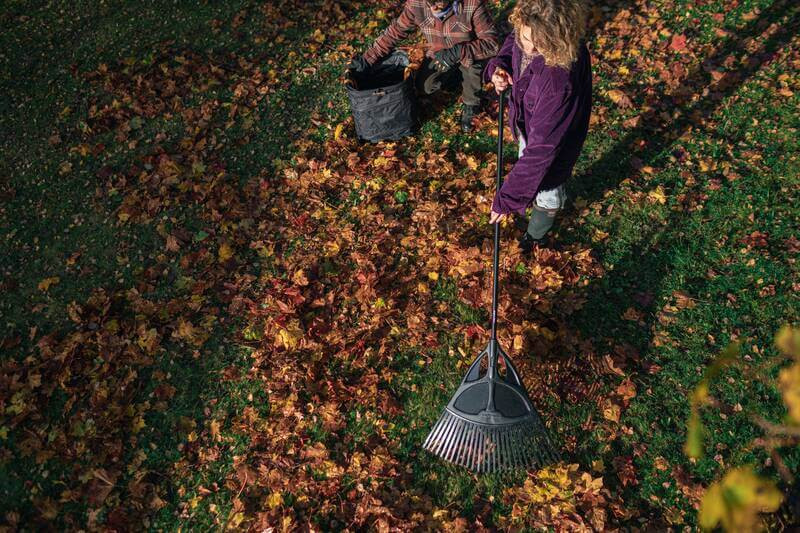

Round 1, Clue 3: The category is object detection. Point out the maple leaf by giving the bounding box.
[218,242,234,262]
[669,34,687,52]
[647,186,667,204]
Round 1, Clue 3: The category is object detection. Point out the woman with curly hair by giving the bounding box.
[485,0,592,253]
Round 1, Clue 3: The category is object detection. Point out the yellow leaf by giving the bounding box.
[218,242,234,262]
[131,415,146,434]
[137,328,159,354]
[513,334,524,351]
[699,467,783,531]
[691,381,710,405]
[229,512,245,528]
[323,240,340,256]
[778,363,800,423]
[175,319,197,342]
[428,272,439,281]
[698,158,718,173]
[210,419,222,442]
[698,483,725,530]
[592,229,609,242]
[776,325,800,360]
[266,491,282,509]
[334,123,344,140]
[647,186,667,204]
[275,320,303,350]
[618,65,630,76]
[38,277,60,291]
[292,269,309,286]
[685,407,704,459]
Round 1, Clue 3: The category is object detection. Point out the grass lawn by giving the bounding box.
[1,0,798,529]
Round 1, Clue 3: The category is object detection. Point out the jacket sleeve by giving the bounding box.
[363,1,418,65]
[492,86,573,215]
[483,31,514,83]
[459,1,499,67]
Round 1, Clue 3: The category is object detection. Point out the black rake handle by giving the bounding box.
[490,90,506,343]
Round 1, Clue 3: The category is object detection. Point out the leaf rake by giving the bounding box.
[423,91,559,473]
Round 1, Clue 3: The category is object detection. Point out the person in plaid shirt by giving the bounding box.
[350,0,500,132]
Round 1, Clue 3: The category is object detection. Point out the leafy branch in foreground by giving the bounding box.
[686,326,800,531]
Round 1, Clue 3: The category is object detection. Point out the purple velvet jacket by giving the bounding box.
[484,33,592,215]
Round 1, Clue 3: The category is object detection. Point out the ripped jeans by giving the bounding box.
[517,129,567,239]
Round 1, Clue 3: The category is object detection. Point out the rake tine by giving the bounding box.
[457,422,472,467]
[490,429,498,473]
[468,425,479,469]
[422,416,440,451]
[435,414,456,457]
[500,431,507,472]
[512,427,522,469]
[466,425,478,471]
[452,420,468,465]
[478,428,486,471]
[441,417,458,463]
[423,417,438,453]
[445,419,464,464]
[461,424,475,468]
[453,422,468,466]
[438,414,458,456]
[505,431,513,470]
[506,428,516,470]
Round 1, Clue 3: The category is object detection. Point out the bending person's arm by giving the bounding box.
[458,2,500,67]
[363,1,417,65]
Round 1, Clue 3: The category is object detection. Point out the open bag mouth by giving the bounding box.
[347,50,411,91]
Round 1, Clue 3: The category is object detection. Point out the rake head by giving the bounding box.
[423,341,558,473]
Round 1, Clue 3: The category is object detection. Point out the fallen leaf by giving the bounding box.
[669,34,687,52]
[38,277,60,291]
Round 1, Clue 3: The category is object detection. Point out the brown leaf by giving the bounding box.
[612,456,638,486]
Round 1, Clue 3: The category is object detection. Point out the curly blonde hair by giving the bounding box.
[510,0,588,68]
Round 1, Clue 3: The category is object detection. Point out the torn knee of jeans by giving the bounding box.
[533,205,559,217]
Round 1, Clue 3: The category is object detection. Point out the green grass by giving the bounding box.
[1,0,799,529]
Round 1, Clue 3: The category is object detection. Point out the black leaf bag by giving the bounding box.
[346,51,418,143]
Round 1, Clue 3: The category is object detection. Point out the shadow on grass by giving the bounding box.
[516,0,800,513]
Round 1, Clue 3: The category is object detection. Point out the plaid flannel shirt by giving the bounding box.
[363,0,499,68]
